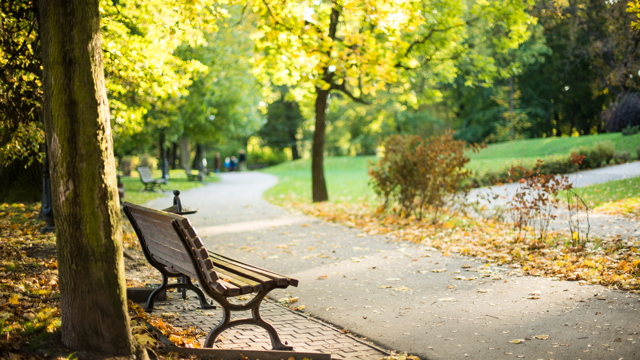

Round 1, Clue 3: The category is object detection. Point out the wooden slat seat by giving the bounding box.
[137,166,168,191]
[123,202,297,350]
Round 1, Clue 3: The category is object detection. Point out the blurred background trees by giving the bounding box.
[2,0,640,202]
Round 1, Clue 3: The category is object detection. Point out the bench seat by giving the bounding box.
[123,202,298,350]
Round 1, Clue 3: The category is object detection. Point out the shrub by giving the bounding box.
[506,160,574,242]
[120,155,139,176]
[621,124,640,136]
[138,154,158,171]
[614,151,632,164]
[602,93,640,132]
[248,146,288,166]
[569,141,615,169]
[369,131,482,221]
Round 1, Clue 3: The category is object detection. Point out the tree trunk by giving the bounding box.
[159,130,168,180]
[38,0,136,354]
[192,143,202,171]
[509,75,514,139]
[291,142,300,160]
[290,131,300,160]
[179,136,190,170]
[312,89,329,202]
[171,142,178,169]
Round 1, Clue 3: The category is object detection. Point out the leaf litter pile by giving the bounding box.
[0,204,211,356]
[0,204,60,351]
[284,200,640,291]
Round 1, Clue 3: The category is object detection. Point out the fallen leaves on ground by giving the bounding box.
[595,197,640,220]
[0,203,186,354]
[382,351,421,360]
[0,203,61,350]
[128,300,205,348]
[285,201,640,291]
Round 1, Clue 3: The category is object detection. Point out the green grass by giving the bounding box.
[121,169,218,205]
[570,176,640,208]
[467,133,640,175]
[263,133,640,204]
[262,156,375,204]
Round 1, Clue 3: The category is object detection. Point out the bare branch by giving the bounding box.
[396,20,474,70]
[331,82,370,105]
[261,0,295,32]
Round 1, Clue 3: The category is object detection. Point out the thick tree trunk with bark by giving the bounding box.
[312,88,329,202]
[38,0,136,354]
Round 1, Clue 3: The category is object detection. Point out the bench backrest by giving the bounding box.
[137,167,154,183]
[123,203,221,289]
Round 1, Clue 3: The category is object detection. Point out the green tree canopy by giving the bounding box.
[250,0,534,201]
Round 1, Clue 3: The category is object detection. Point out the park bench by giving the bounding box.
[123,202,298,350]
[183,166,199,181]
[137,166,168,191]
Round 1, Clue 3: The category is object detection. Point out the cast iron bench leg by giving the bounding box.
[204,292,293,351]
[145,272,215,312]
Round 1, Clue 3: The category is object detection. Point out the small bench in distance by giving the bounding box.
[136,166,167,191]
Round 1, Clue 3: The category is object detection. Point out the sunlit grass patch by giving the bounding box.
[568,175,640,219]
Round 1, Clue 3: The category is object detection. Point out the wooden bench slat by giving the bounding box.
[214,268,259,294]
[209,257,274,288]
[146,238,193,264]
[214,266,264,290]
[152,253,199,280]
[136,222,186,249]
[208,252,297,287]
[140,229,186,256]
[216,279,241,296]
[128,209,185,234]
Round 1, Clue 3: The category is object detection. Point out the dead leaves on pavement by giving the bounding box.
[291,201,640,291]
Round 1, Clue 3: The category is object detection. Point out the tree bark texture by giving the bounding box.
[312,88,329,202]
[38,0,135,354]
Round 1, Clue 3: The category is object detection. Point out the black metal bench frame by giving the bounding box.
[123,203,298,350]
[137,166,168,191]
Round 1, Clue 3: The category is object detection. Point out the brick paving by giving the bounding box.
[148,292,389,360]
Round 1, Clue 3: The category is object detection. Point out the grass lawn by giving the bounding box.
[263,133,640,205]
[262,156,376,204]
[569,175,640,218]
[467,132,640,176]
[121,169,218,205]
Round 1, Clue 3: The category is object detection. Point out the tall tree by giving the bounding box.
[252,0,533,202]
[38,0,137,354]
[538,0,640,97]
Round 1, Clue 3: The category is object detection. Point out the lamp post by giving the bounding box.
[160,129,169,180]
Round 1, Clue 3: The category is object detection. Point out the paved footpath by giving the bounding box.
[147,171,640,360]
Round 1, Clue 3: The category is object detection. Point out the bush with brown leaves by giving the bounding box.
[369,131,483,222]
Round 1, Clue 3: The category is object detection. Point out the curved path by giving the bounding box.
[147,170,640,360]
[470,161,640,207]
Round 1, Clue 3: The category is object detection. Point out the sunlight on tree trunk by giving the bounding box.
[312,88,330,202]
[37,0,136,354]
